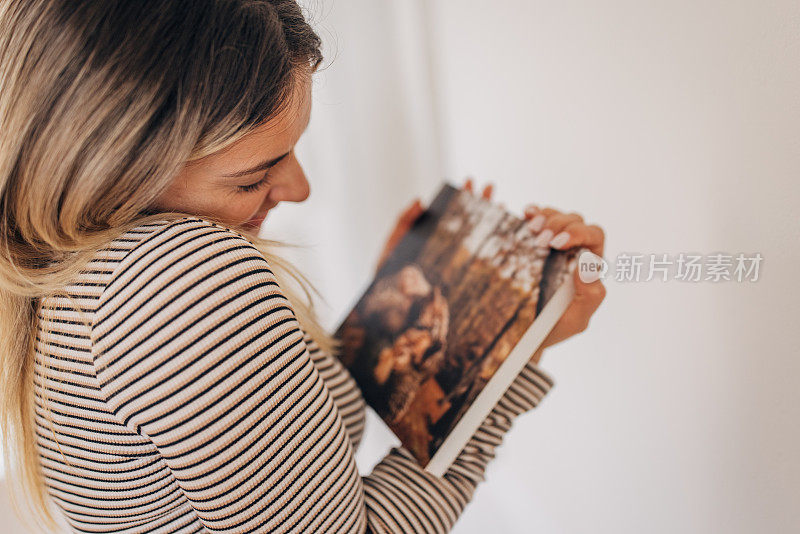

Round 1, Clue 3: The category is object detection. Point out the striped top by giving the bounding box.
[33,216,555,533]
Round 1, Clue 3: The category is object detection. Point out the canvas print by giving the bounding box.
[335,183,578,467]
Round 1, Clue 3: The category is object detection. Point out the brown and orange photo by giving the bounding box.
[336,183,578,466]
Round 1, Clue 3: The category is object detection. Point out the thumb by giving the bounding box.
[570,266,606,323]
[400,198,424,221]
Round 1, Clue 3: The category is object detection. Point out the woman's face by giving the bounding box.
[154,74,313,235]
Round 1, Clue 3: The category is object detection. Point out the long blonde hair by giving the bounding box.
[0,1,336,529]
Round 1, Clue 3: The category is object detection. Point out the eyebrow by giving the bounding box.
[221,150,291,178]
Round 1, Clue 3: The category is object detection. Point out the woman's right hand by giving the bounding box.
[465,180,607,364]
[522,204,606,360]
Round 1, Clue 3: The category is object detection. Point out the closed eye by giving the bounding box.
[236,171,272,194]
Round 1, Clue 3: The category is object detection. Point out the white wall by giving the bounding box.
[291,1,800,533]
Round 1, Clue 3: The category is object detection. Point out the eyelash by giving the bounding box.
[236,172,271,194]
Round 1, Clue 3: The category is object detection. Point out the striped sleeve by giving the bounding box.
[304,331,367,451]
[89,217,553,533]
[361,361,553,533]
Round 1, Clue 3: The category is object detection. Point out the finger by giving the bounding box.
[570,268,606,324]
[381,226,407,256]
[398,198,425,223]
[529,346,545,365]
[527,206,563,233]
[543,212,584,234]
[549,222,605,256]
[533,212,583,247]
[536,206,563,218]
[481,183,493,199]
[394,203,424,237]
[523,204,540,219]
[378,200,424,269]
[543,270,606,347]
[378,227,409,268]
[464,177,474,193]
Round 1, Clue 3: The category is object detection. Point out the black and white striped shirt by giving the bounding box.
[34,216,554,533]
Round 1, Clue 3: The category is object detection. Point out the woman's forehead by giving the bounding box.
[199,76,312,170]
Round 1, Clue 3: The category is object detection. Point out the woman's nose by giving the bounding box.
[269,152,310,203]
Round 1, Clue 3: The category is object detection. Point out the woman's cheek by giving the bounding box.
[238,192,269,220]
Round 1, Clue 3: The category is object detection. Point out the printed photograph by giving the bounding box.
[336,184,578,466]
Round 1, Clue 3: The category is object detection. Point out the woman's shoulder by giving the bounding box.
[102,215,254,257]
[49,217,255,311]
[94,215,260,276]
[87,217,310,439]
[90,215,273,327]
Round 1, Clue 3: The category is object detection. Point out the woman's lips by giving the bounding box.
[246,202,278,227]
[246,212,268,227]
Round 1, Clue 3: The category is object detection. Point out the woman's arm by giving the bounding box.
[360,359,551,533]
[314,327,550,532]
[303,331,367,450]
[90,217,551,533]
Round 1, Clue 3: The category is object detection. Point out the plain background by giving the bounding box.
[3,1,798,532]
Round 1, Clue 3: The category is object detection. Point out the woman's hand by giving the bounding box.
[467,179,607,363]
[523,201,606,363]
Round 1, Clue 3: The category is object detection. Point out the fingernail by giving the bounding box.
[533,228,554,247]
[578,250,608,283]
[529,214,546,232]
[549,231,570,249]
[524,206,539,218]
[579,266,601,283]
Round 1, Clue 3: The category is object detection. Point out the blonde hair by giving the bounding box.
[0,1,335,529]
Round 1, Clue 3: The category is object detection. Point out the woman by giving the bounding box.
[0,1,606,532]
